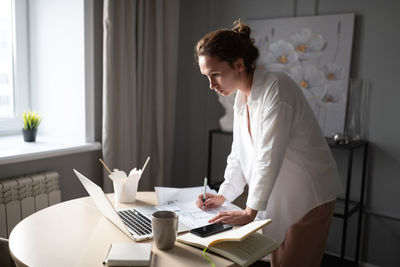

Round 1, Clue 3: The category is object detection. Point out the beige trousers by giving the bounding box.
[270,200,336,267]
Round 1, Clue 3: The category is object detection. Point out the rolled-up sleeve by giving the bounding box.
[218,137,247,203]
[246,86,295,211]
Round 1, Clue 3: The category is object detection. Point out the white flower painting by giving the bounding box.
[248,14,355,136]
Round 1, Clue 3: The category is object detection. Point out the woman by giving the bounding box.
[195,20,342,267]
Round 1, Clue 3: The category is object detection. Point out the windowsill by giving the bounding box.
[0,134,101,165]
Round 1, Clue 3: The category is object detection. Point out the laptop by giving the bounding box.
[73,169,189,241]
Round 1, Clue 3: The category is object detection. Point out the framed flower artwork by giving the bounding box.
[248,13,355,136]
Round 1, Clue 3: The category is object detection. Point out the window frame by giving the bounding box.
[0,0,29,135]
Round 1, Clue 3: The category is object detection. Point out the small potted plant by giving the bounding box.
[22,111,42,142]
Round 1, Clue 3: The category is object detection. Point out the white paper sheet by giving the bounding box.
[155,186,217,205]
[154,187,242,229]
[176,200,242,228]
[154,201,182,212]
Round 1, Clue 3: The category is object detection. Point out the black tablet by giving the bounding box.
[190,223,233,238]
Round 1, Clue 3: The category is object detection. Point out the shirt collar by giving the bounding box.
[234,68,266,109]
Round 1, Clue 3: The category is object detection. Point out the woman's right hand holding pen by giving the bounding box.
[196,193,226,210]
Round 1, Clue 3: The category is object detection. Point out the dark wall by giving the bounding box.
[173,0,400,266]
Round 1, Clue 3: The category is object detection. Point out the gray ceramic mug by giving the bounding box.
[151,210,178,250]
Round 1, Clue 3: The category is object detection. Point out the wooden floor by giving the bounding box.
[320,254,358,267]
[249,254,358,267]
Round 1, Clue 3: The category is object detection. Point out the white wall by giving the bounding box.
[29,0,85,141]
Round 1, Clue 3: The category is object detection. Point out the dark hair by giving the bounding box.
[195,19,259,73]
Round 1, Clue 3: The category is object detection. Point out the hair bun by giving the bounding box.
[195,19,259,73]
[232,19,251,40]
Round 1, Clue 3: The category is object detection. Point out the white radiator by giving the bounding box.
[0,171,61,238]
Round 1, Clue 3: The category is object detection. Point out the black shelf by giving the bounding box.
[326,137,367,150]
[329,138,368,266]
[207,129,368,266]
[334,199,361,219]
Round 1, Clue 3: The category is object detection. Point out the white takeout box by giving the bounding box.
[109,168,142,204]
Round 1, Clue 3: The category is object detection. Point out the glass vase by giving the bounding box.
[345,79,370,141]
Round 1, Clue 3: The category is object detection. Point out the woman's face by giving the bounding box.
[198,55,243,97]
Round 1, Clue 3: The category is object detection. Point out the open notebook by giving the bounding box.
[177,219,278,267]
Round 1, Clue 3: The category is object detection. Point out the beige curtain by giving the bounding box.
[102,0,180,192]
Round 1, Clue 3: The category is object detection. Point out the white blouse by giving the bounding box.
[218,69,342,244]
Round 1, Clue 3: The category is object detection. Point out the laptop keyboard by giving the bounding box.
[118,209,152,236]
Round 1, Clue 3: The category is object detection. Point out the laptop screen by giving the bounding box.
[73,169,134,239]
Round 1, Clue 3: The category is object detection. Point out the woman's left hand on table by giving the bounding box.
[208,207,258,225]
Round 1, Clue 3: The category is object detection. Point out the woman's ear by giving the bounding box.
[234,58,246,73]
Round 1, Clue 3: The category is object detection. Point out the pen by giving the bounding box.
[202,177,208,209]
[102,243,113,265]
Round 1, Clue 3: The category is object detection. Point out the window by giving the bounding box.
[0,0,93,143]
[0,1,99,164]
[0,1,15,119]
[0,0,29,135]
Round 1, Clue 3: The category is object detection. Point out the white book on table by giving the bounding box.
[103,243,152,266]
